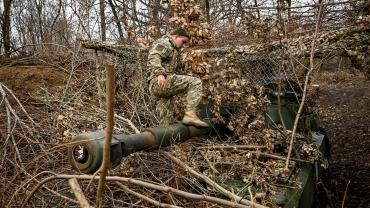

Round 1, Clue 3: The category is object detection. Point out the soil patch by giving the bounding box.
[0,65,67,98]
[0,65,69,128]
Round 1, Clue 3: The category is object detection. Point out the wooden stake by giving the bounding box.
[96,64,115,207]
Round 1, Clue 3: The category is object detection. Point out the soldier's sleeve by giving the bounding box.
[148,42,173,77]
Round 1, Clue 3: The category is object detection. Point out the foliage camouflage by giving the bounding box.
[81,26,369,131]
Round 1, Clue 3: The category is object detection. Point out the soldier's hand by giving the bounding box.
[157,75,166,90]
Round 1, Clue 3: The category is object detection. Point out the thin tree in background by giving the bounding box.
[2,0,13,57]
[199,0,210,23]
[100,0,106,41]
[151,0,161,39]
[49,0,62,42]
[108,0,124,42]
[96,0,108,108]
[34,0,44,43]
[236,0,245,20]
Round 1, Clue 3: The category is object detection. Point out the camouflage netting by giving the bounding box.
[81,25,369,133]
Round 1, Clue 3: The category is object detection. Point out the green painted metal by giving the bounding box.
[281,131,327,208]
[68,131,105,174]
[266,91,300,131]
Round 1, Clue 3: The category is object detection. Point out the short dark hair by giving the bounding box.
[170,27,191,39]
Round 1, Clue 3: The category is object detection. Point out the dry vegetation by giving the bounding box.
[0,0,369,207]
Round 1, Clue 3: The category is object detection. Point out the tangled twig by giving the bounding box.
[162,151,268,208]
[23,174,252,208]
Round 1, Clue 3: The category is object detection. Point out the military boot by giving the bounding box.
[182,109,208,127]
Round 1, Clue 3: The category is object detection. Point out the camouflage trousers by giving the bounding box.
[149,74,203,125]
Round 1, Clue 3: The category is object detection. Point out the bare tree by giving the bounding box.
[236,0,245,20]
[151,0,161,38]
[34,0,45,42]
[99,0,106,41]
[49,0,62,42]
[2,0,13,57]
[199,0,210,23]
[108,0,124,42]
[253,0,260,20]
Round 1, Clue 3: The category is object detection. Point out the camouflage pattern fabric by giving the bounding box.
[147,34,182,82]
[149,75,203,125]
[147,34,203,125]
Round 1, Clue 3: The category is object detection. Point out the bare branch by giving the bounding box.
[162,151,268,208]
[68,178,93,208]
[116,182,181,208]
[285,0,327,170]
[23,174,251,208]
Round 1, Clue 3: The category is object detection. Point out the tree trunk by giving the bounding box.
[50,0,62,42]
[253,0,260,20]
[108,0,124,42]
[98,0,107,108]
[236,0,245,21]
[34,0,44,43]
[2,0,13,57]
[100,0,106,41]
[151,0,161,38]
[287,0,291,21]
[200,0,210,23]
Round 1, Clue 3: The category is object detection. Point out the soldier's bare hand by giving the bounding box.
[157,75,166,90]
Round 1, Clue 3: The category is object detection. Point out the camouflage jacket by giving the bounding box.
[147,34,183,81]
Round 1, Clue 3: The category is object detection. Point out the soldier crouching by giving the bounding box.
[147,27,208,127]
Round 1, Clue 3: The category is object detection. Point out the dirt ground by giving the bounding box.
[0,65,65,90]
[313,71,370,208]
[1,65,369,207]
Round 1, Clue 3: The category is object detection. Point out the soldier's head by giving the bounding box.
[170,27,190,48]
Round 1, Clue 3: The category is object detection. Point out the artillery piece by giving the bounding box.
[70,39,331,207]
[68,90,321,173]
[67,89,329,207]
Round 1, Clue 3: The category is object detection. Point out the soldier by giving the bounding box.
[148,27,208,127]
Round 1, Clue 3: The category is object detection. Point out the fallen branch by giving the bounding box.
[116,113,140,133]
[0,82,38,126]
[22,174,250,208]
[94,107,140,133]
[248,186,254,208]
[68,178,93,208]
[250,151,311,164]
[81,39,139,63]
[198,150,219,174]
[341,180,351,208]
[197,145,266,150]
[116,182,181,208]
[8,170,77,207]
[162,151,268,208]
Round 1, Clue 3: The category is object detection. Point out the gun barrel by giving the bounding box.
[68,123,211,173]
